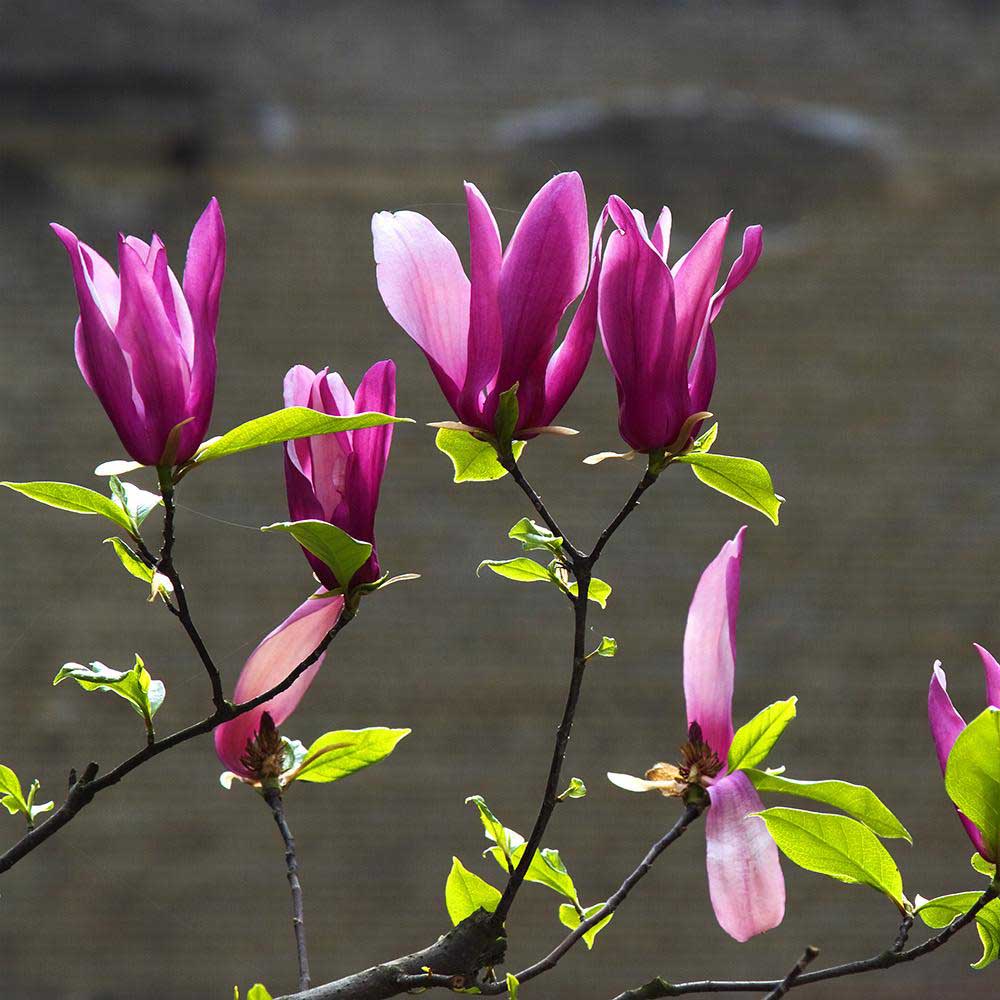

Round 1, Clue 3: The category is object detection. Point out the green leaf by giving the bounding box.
[673,453,782,525]
[2,481,135,534]
[973,853,997,878]
[466,796,523,860]
[289,728,410,784]
[109,476,160,530]
[560,777,587,800]
[445,857,502,925]
[488,843,578,903]
[567,577,612,609]
[104,537,155,584]
[745,770,911,842]
[189,407,407,466]
[505,973,519,999]
[594,637,617,658]
[916,892,1000,969]
[0,767,52,827]
[435,429,525,483]
[727,698,798,772]
[262,520,372,590]
[690,422,718,454]
[558,902,614,949]
[477,558,556,585]
[53,655,164,735]
[246,987,273,1000]
[508,517,563,554]
[495,383,520,448]
[946,707,1000,860]
[754,807,905,909]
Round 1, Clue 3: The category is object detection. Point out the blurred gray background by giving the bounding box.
[1,1,999,997]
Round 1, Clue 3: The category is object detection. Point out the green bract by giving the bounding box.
[286,728,410,785]
[494,383,520,452]
[2,480,137,535]
[558,901,614,949]
[916,892,1000,969]
[54,655,164,740]
[945,707,1000,861]
[262,520,372,592]
[445,857,501,925]
[972,853,997,878]
[108,475,160,532]
[0,765,53,828]
[745,770,911,841]
[435,428,525,483]
[727,697,797,772]
[672,453,782,525]
[754,807,906,910]
[187,407,408,468]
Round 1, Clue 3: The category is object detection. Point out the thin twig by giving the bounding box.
[484,803,705,993]
[265,787,311,991]
[0,605,356,875]
[156,466,227,712]
[761,947,819,1000]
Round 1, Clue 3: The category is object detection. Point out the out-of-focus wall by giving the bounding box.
[1,2,999,997]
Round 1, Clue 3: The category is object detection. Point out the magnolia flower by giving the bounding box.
[928,644,1000,862]
[213,591,345,780]
[608,528,785,941]
[598,196,762,454]
[372,172,599,437]
[52,199,226,467]
[284,360,396,589]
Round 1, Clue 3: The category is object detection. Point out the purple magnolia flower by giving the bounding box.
[284,360,396,590]
[214,591,345,780]
[598,196,762,454]
[52,199,226,467]
[609,528,785,941]
[372,172,600,437]
[928,644,1000,862]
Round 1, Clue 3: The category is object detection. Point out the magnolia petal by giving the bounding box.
[684,528,745,761]
[650,206,672,260]
[213,592,345,778]
[974,644,1000,709]
[928,662,967,774]
[672,214,730,366]
[607,771,681,794]
[705,771,785,942]
[709,225,764,324]
[582,449,636,465]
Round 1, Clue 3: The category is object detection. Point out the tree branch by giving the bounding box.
[265,787,312,991]
[0,604,356,875]
[761,947,819,1000]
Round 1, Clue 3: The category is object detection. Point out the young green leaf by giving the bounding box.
[189,407,407,467]
[945,707,1000,860]
[508,517,563,554]
[246,986,274,1000]
[727,698,798,772]
[289,728,410,784]
[465,796,524,860]
[567,577,612,609]
[104,537,157,585]
[53,655,164,739]
[672,453,782,525]
[2,481,136,534]
[593,637,617,658]
[754,807,906,910]
[916,892,1000,969]
[744,770,911,842]
[558,902,614,949]
[477,558,556,586]
[445,857,502,925]
[109,476,161,530]
[262,520,372,591]
[972,853,997,878]
[487,843,578,903]
[690,422,719,454]
[0,766,53,828]
[494,383,520,451]
[505,973,520,999]
[435,429,525,483]
[560,777,587,800]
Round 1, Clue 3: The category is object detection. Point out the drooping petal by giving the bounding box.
[928,662,967,774]
[179,198,225,463]
[213,592,345,778]
[459,183,503,424]
[495,172,589,398]
[372,210,470,412]
[705,771,785,942]
[599,196,680,452]
[974,644,1000,708]
[51,224,151,463]
[684,528,746,761]
[709,225,764,324]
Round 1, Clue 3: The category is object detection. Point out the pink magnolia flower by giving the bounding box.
[928,645,1000,862]
[609,528,785,941]
[52,199,226,467]
[372,172,599,437]
[598,196,762,454]
[213,591,345,780]
[284,360,396,590]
